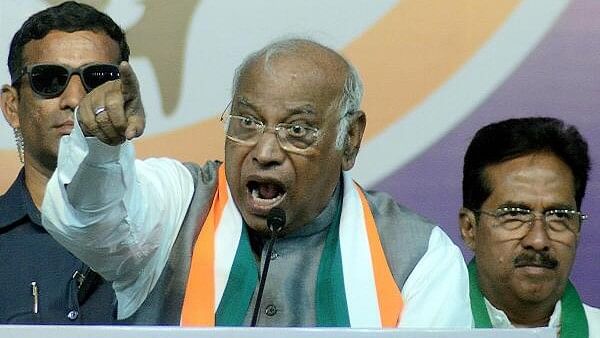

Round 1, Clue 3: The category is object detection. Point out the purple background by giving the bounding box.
[375,0,600,307]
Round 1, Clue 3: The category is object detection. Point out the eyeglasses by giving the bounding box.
[221,114,321,155]
[476,206,587,233]
[13,63,120,98]
[220,99,338,155]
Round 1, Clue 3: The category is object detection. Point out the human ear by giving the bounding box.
[459,207,477,251]
[1,85,20,128]
[341,110,366,171]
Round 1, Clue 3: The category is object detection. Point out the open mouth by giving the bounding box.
[246,180,286,209]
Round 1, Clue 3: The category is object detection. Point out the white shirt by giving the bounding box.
[485,297,600,338]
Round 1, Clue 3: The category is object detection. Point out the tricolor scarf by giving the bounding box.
[468,260,589,337]
[180,165,403,327]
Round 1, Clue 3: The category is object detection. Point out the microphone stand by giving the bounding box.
[250,208,285,326]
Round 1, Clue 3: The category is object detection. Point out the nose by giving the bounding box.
[520,218,551,252]
[252,129,286,167]
[58,75,86,111]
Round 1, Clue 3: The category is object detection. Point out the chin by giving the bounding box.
[513,280,558,304]
[242,213,269,234]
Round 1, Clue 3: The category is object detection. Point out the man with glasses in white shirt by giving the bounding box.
[42,38,471,327]
[459,117,600,337]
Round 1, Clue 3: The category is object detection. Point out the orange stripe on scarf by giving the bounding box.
[181,165,228,326]
[181,168,402,326]
[355,184,404,327]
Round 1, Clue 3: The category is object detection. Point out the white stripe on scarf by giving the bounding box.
[212,172,382,327]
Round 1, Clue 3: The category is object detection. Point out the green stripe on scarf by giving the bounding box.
[216,193,351,326]
[467,260,493,328]
[560,282,589,338]
[316,194,350,326]
[216,225,257,325]
[468,259,588,337]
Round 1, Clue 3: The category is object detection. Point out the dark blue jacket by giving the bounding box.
[0,170,116,324]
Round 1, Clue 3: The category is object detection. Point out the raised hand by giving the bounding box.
[77,61,146,145]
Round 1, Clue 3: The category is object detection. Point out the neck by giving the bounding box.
[23,161,52,209]
[504,305,554,327]
[485,291,556,327]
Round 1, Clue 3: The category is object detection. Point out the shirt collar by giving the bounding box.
[484,296,562,329]
[0,168,42,228]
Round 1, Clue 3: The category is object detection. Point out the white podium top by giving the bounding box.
[0,325,555,338]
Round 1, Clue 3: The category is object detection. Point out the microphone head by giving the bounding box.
[267,207,286,233]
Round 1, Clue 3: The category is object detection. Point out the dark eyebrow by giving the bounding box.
[496,201,577,212]
[496,201,531,210]
[544,203,577,212]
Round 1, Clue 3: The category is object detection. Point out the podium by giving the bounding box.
[1,325,555,338]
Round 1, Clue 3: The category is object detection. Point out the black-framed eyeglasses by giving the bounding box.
[475,206,587,233]
[12,63,120,98]
[219,101,329,156]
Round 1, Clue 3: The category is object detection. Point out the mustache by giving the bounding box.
[513,251,558,269]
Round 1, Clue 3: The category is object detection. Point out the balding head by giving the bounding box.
[232,38,363,149]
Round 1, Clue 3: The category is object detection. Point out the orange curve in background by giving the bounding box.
[137,0,521,160]
[0,0,520,193]
[345,0,521,139]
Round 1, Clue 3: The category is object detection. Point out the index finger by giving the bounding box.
[118,61,140,104]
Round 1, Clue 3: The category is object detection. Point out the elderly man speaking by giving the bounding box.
[42,38,471,327]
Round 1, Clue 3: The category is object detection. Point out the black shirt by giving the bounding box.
[0,169,116,324]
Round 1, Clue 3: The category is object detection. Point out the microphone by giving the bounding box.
[250,207,286,326]
[266,207,285,233]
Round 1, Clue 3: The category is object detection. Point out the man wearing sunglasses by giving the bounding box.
[42,38,471,327]
[459,117,600,337]
[0,1,134,323]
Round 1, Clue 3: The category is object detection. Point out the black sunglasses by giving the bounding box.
[13,63,120,98]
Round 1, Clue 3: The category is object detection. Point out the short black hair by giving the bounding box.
[7,1,129,82]
[463,117,590,210]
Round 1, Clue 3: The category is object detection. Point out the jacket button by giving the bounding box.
[265,304,277,316]
[67,310,79,320]
[270,251,279,260]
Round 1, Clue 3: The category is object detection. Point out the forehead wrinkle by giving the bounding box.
[235,97,319,123]
[239,68,340,116]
